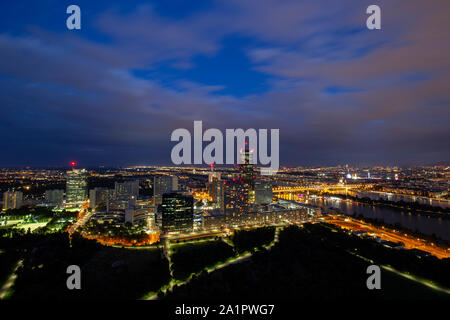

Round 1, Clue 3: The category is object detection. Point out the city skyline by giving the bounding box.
[1,155,449,301]
[0,0,449,167]
[1,1,449,305]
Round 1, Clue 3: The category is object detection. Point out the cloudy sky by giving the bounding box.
[0,0,449,167]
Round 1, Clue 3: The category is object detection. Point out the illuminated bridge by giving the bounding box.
[272,184,370,193]
[272,184,372,201]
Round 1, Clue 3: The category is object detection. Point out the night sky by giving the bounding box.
[0,0,449,167]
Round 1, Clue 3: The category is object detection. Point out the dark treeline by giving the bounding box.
[2,223,449,300]
[2,233,170,300]
[231,226,275,253]
[165,223,450,300]
[171,241,235,281]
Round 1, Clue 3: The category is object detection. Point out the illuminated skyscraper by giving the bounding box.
[223,179,249,216]
[66,169,88,203]
[239,145,255,204]
[208,179,224,212]
[206,166,224,210]
[159,191,193,233]
[239,146,255,187]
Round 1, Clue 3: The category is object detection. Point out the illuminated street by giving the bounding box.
[323,215,450,259]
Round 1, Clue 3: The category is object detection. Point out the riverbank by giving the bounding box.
[324,193,450,219]
[308,196,450,242]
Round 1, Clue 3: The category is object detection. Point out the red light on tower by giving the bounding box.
[70,161,76,167]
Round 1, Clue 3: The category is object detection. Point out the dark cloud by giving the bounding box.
[0,0,448,166]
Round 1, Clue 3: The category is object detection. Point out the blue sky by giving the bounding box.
[0,0,449,166]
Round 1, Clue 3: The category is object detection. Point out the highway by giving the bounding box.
[67,202,92,236]
[324,215,450,259]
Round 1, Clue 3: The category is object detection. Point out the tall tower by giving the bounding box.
[159,191,194,233]
[223,179,249,216]
[66,169,88,203]
[239,144,255,186]
[239,144,255,204]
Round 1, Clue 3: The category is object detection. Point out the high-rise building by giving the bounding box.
[159,191,193,233]
[66,169,88,203]
[45,189,64,206]
[114,180,139,199]
[239,146,255,204]
[89,187,113,209]
[239,146,255,187]
[207,168,224,211]
[208,179,224,212]
[153,175,178,205]
[223,179,249,216]
[3,191,23,210]
[254,181,273,205]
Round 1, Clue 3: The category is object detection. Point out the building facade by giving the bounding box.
[159,191,193,233]
[254,181,273,205]
[89,187,113,209]
[66,169,88,203]
[3,191,23,210]
[210,179,224,212]
[153,175,178,205]
[45,189,64,206]
[114,180,139,199]
[224,179,249,216]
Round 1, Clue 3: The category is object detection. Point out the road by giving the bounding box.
[68,202,92,236]
[324,215,450,259]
